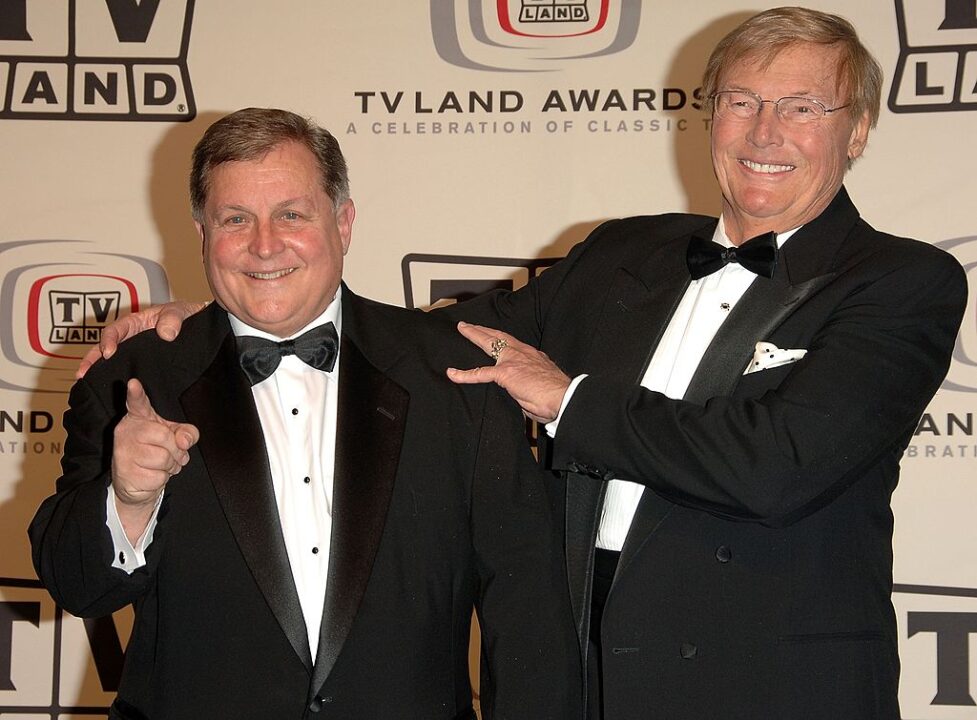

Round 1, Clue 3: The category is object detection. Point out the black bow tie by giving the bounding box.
[686,231,778,280]
[237,322,339,386]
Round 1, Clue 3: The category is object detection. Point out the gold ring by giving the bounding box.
[490,338,508,362]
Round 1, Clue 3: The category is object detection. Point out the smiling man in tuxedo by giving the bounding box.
[30,108,577,719]
[444,7,968,719]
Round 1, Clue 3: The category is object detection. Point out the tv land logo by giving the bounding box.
[890,0,977,113]
[1,579,125,716]
[0,240,170,393]
[35,283,128,352]
[0,0,196,121]
[430,0,641,71]
[892,584,977,716]
[935,236,977,393]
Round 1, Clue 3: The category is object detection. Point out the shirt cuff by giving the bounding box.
[106,488,163,574]
[544,374,588,438]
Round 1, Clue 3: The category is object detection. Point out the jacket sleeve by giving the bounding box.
[552,244,968,527]
[471,386,582,720]
[29,375,155,617]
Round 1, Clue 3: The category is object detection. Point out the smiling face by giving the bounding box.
[710,42,870,244]
[196,141,354,337]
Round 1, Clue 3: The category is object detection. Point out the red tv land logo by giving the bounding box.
[28,275,134,356]
[430,0,641,71]
[0,0,196,120]
[0,240,170,393]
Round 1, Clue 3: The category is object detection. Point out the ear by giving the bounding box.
[336,199,356,255]
[194,220,206,254]
[847,111,871,162]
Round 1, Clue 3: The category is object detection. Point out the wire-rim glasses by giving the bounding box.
[710,90,850,124]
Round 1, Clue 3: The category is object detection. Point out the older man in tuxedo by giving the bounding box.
[30,108,578,719]
[446,7,967,720]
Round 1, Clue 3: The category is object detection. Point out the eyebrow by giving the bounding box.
[722,85,832,101]
[212,197,313,215]
[272,196,314,212]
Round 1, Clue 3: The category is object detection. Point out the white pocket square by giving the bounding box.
[743,341,807,375]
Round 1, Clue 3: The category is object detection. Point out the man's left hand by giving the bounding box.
[447,322,571,424]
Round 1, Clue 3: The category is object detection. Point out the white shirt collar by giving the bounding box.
[714,216,800,249]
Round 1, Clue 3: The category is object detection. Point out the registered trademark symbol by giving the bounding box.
[178,104,185,112]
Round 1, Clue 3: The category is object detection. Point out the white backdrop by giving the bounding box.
[1,1,975,717]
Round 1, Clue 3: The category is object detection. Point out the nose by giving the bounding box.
[248,219,285,258]
[746,102,784,148]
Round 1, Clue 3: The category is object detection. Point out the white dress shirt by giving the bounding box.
[547,219,797,551]
[107,290,342,660]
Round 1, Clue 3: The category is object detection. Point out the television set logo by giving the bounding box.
[0,579,128,716]
[30,276,131,354]
[0,240,170,393]
[935,236,977,393]
[889,0,977,113]
[430,0,640,71]
[0,0,196,121]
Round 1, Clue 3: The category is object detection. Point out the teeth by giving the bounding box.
[247,269,295,280]
[742,160,794,173]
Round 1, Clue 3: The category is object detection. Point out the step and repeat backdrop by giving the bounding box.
[1,1,975,717]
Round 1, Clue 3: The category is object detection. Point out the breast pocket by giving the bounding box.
[733,361,799,399]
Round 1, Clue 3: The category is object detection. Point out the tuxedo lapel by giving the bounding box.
[565,475,604,644]
[179,316,313,672]
[683,271,833,404]
[311,294,409,694]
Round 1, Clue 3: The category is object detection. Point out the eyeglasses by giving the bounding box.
[710,90,850,124]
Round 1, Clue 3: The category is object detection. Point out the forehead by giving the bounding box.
[721,43,845,98]
[206,142,322,203]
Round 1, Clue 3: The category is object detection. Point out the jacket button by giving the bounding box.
[309,695,326,712]
[680,643,697,659]
[715,545,732,563]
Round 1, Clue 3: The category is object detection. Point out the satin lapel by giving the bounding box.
[617,491,676,581]
[180,330,313,672]
[565,475,604,645]
[682,271,833,404]
[311,332,408,692]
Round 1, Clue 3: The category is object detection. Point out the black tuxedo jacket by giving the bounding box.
[30,288,579,719]
[460,189,967,719]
